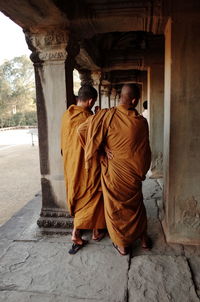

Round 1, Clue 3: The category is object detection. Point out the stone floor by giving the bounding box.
[0,179,200,302]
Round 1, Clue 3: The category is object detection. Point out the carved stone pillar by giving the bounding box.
[111,88,117,107]
[141,71,148,119]
[148,64,164,179]
[163,2,200,245]
[91,71,102,108]
[108,86,112,108]
[142,71,148,102]
[101,86,109,109]
[25,30,72,231]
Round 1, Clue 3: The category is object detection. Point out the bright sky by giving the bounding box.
[0,12,31,63]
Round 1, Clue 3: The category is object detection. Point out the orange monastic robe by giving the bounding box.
[84,105,151,246]
[61,104,106,229]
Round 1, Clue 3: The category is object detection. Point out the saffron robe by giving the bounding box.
[83,105,151,246]
[61,104,106,229]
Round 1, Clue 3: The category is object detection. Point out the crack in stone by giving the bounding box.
[126,252,132,302]
[0,242,15,261]
[13,239,40,242]
[0,284,18,291]
[9,252,30,272]
[185,257,200,299]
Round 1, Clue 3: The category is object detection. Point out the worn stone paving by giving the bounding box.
[0,179,199,302]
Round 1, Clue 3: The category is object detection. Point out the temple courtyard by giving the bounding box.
[0,129,40,227]
[0,178,200,302]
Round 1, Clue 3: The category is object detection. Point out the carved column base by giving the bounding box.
[37,207,73,234]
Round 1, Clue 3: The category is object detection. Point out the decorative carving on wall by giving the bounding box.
[178,196,200,230]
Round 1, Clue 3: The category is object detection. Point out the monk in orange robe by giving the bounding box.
[83,84,151,255]
[61,85,106,254]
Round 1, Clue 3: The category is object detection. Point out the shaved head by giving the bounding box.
[120,84,140,107]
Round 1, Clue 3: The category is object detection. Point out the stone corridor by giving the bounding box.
[0,179,199,302]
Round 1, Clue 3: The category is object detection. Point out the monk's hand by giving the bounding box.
[105,146,113,160]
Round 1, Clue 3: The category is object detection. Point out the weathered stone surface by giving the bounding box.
[142,178,161,201]
[142,178,162,219]
[128,255,199,302]
[0,241,128,302]
[183,245,200,258]
[0,195,41,241]
[1,178,199,302]
[0,291,101,302]
[188,257,200,298]
[157,178,163,190]
[132,218,183,257]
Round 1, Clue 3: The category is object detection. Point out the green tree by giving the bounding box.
[0,55,36,127]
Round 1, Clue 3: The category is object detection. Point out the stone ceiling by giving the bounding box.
[76,31,164,72]
[0,0,166,86]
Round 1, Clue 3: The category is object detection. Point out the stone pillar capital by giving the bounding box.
[91,71,102,86]
[25,30,69,63]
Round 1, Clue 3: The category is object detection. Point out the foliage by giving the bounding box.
[0,112,37,128]
[0,55,36,127]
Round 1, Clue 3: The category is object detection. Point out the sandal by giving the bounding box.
[92,230,106,242]
[141,237,153,250]
[112,243,129,256]
[68,239,88,255]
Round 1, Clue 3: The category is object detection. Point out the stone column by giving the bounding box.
[142,72,148,102]
[108,87,111,108]
[148,64,164,178]
[141,71,148,117]
[101,86,109,109]
[111,88,117,107]
[65,39,79,107]
[26,30,72,231]
[91,71,102,108]
[135,83,143,114]
[163,2,200,245]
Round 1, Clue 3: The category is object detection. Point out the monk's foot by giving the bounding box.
[92,229,106,242]
[112,243,129,256]
[140,235,153,250]
[71,228,84,245]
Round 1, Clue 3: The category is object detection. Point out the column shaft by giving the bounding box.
[163,2,200,244]
[148,64,164,178]
[27,31,72,230]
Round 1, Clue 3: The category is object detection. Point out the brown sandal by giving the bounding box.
[141,237,153,250]
[112,243,129,256]
[92,230,106,242]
